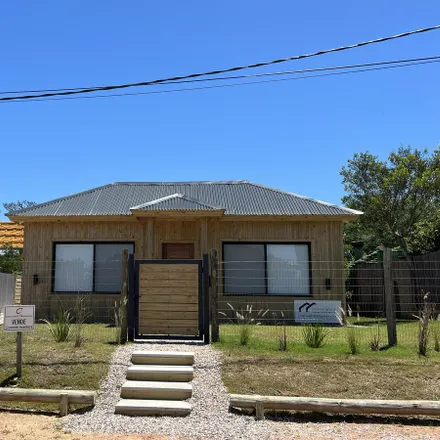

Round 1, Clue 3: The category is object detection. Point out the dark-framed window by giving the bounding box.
[52,242,134,293]
[222,242,311,295]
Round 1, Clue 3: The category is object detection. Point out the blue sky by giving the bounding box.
[1,1,439,220]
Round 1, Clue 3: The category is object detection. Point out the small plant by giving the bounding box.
[302,324,328,348]
[239,325,252,346]
[347,327,360,355]
[369,319,381,352]
[73,295,92,347]
[43,310,72,342]
[414,293,436,357]
[432,315,440,352]
[219,303,269,347]
[277,311,288,351]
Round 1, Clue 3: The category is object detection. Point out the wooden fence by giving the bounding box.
[349,249,440,317]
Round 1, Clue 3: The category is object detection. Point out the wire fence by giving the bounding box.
[217,257,440,348]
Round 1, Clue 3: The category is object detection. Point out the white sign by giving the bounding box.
[294,300,342,324]
[4,305,35,332]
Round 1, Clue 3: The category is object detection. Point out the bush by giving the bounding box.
[43,310,72,342]
[414,293,436,357]
[433,321,440,352]
[239,325,252,346]
[277,311,288,351]
[302,324,328,348]
[73,295,92,347]
[347,327,360,355]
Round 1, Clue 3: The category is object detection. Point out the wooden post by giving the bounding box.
[16,332,22,378]
[209,249,219,343]
[127,253,136,342]
[255,398,265,420]
[383,247,397,346]
[119,248,129,345]
[59,393,69,416]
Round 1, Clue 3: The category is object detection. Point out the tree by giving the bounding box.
[0,244,22,274]
[341,147,440,256]
[3,200,36,213]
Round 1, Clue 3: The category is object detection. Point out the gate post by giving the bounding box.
[202,254,210,344]
[127,253,136,342]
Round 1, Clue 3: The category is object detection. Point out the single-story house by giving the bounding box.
[7,181,361,330]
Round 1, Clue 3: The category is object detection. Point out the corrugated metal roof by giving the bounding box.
[7,181,362,217]
[0,222,24,247]
[131,193,221,211]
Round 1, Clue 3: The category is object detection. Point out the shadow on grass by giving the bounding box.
[231,408,440,426]
[0,374,17,387]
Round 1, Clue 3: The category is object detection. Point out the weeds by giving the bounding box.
[414,293,436,357]
[433,316,440,352]
[43,310,72,342]
[369,319,381,352]
[302,324,328,348]
[347,327,360,354]
[239,325,252,346]
[73,295,92,347]
[277,311,288,351]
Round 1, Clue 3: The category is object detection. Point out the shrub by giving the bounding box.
[433,317,440,352]
[302,324,328,348]
[43,310,72,342]
[347,327,360,355]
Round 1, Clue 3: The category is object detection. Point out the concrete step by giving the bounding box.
[115,398,191,416]
[126,365,194,382]
[131,351,194,366]
[121,380,192,400]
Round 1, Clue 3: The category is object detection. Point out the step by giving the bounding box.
[121,380,192,400]
[131,351,194,366]
[115,399,191,416]
[126,365,194,382]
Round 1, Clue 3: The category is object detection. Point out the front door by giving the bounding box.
[162,243,195,259]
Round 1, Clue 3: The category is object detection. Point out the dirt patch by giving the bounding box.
[0,411,166,440]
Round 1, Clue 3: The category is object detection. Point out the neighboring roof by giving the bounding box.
[7,181,362,218]
[0,222,24,247]
[130,194,222,211]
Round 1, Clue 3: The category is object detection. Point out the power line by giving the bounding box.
[1,24,439,102]
[1,55,439,96]
[6,57,439,104]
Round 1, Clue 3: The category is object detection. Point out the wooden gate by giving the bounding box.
[131,259,209,341]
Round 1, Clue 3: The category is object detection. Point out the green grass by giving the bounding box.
[0,324,117,413]
[215,322,440,401]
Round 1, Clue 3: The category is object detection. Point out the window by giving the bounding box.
[223,243,310,295]
[54,243,134,293]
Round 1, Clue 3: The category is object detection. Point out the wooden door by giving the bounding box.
[162,243,195,259]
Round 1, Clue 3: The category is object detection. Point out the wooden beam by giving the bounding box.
[146,218,154,259]
[230,394,440,418]
[210,248,219,342]
[199,218,208,256]
[119,248,129,345]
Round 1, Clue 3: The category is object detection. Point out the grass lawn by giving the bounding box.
[215,322,440,401]
[0,324,117,412]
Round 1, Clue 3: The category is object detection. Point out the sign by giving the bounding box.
[294,300,342,324]
[4,305,35,332]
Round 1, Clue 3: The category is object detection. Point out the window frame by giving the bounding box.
[52,241,135,294]
[222,241,312,296]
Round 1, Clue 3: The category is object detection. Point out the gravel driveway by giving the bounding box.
[63,342,440,440]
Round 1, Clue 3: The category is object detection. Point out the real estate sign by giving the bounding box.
[294,300,342,324]
[3,305,35,332]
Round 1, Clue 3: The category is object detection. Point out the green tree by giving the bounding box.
[3,200,36,213]
[0,244,22,274]
[340,147,440,256]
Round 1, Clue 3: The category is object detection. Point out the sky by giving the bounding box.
[1,1,439,220]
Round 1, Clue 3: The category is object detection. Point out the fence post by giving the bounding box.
[119,248,129,345]
[383,247,397,346]
[202,254,210,344]
[127,253,136,342]
[209,248,219,343]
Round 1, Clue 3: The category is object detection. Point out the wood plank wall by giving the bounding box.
[22,218,345,321]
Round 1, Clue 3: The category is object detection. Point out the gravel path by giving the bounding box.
[63,342,440,440]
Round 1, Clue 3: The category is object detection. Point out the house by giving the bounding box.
[0,222,24,250]
[7,181,361,331]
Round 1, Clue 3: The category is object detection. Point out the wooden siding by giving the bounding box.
[138,264,199,335]
[21,218,345,321]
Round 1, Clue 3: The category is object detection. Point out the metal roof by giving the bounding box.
[130,193,222,211]
[7,181,362,217]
